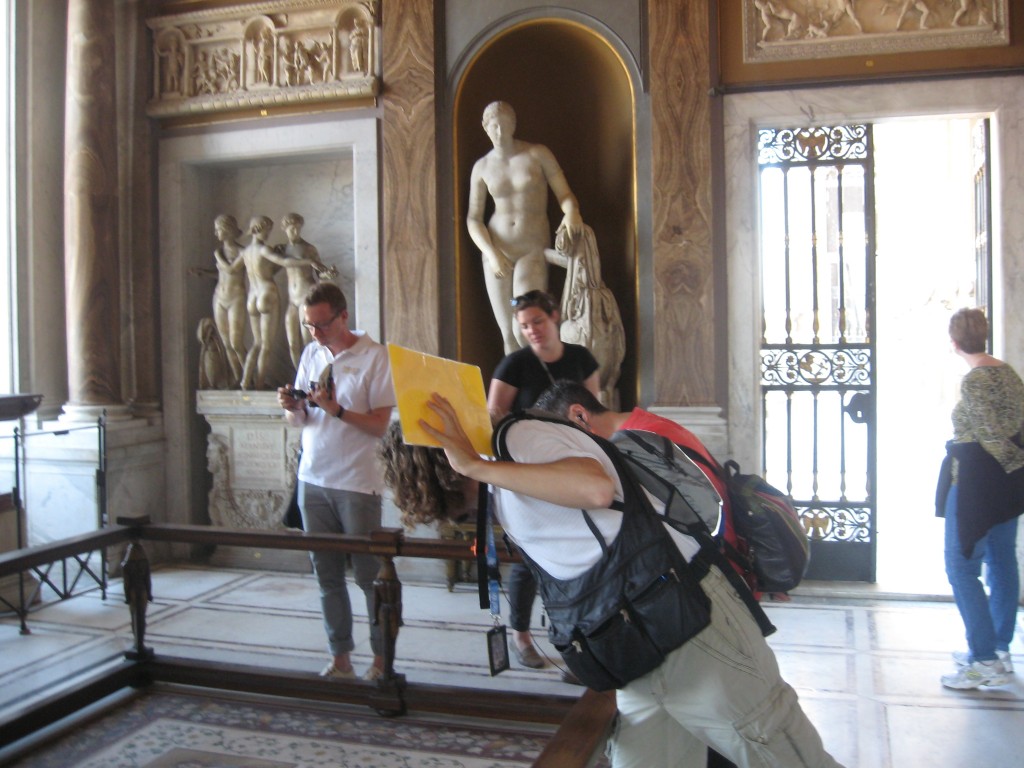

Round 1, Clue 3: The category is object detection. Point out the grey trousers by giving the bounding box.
[299,481,383,657]
[609,565,844,768]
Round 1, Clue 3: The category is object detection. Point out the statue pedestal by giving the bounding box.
[196,391,309,572]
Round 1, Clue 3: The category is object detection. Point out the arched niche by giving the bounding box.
[453,19,638,408]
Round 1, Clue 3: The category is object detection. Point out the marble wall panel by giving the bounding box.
[648,1,717,408]
[381,0,439,354]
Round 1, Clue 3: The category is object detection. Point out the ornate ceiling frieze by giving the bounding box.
[146,0,378,119]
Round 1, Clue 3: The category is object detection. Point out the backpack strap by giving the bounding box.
[475,480,491,610]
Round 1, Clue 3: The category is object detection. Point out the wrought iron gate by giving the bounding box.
[757,124,876,582]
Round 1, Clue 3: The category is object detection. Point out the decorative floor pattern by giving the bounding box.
[4,565,1024,767]
[12,688,555,768]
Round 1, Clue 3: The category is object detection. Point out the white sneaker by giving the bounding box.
[952,649,1014,674]
[941,660,1010,689]
[319,661,357,679]
[362,665,385,681]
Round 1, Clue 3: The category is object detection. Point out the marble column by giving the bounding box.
[63,0,130,422]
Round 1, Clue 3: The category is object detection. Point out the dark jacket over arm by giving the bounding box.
[936,440,1024,557]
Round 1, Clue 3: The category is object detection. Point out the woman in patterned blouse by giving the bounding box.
[940,308,1024,690]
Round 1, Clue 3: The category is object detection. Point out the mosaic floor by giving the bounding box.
[3,564,1024,767]
[10,688,557,768]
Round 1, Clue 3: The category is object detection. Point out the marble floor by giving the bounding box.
[2,561,1024,768]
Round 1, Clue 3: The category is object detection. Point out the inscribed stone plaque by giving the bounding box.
[231,427,286,489]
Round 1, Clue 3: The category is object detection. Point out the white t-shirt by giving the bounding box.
[494,420,700,580]
[293,331,395,494]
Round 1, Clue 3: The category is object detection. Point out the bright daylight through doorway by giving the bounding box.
[874,116,984,594]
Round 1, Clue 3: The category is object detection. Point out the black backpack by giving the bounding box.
[490,411,714,690]
[723,460,810,593]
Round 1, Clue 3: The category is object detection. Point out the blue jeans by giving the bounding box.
[508,562,538,632]
[299,481,383,657]
[943,485,1020,661]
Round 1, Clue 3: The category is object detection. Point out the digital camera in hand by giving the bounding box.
[287,385,322,408]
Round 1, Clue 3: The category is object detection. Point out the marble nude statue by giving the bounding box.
[277,212,338,368]
[467,101,582,353]
[241,215,285,390]
[188,214,248,386]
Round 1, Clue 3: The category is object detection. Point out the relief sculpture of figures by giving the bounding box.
[294,40,315,85]
[894,0,933,29]
[545,224,626,405]
[280,39,297,86]
[277,212,338,368]
[467,101,583,353]
[211,47,240,92]
[754,0,806,39]
[192,51,215,95]
[241,215,284,390]
[754,0,869,40]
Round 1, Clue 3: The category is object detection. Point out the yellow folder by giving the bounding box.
[387,343,493,456]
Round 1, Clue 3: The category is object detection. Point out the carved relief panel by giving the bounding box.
[743,0,1009,62]
[147,1,378,119]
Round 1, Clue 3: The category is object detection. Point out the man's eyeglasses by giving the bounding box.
[302,312,340,332]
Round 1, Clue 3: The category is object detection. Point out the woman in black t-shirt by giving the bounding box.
[486,289,600,670]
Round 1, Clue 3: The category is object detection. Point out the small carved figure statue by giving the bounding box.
[160,35,185,95]
[349,20,368,74]
[196,317,233,390]
[255,27,273,84]
[467,101,583,353]
[280,39,297,86]
[294,40,315,85]
[121,541,153,659]
[314,40,333,82]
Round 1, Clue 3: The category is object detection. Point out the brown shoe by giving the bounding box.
[513,642,546,669]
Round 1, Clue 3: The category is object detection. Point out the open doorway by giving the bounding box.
[874,116,986,593]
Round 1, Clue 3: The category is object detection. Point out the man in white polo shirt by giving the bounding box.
[277,283,395,681]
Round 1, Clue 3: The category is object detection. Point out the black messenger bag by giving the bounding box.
[492,412,713,691]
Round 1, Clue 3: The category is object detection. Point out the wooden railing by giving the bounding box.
[0,516,615,766]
